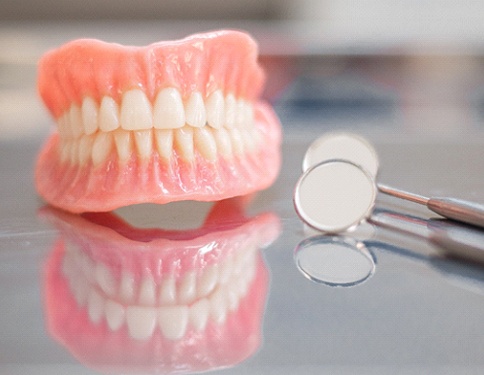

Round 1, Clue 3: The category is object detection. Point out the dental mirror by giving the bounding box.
[294,159,377,233]
[294,235,376,287]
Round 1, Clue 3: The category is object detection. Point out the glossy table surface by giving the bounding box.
[1,22,484,374]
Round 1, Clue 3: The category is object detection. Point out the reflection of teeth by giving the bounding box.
[120,89,153,131]
[185,92,206,128]
[153,87,185,129]
[63,240,259,340]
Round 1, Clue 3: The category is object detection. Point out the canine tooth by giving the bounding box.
[174,127,194,161]
[120,89,153,130]
[158,306,188,340]
[99,96,120,132]
[69,104,83,138]
[197,265,218,297]
[190,298,210,331]
[154,129,174,160]
[95,262,116,297]
[194,128,217,161]
[113,129,132,162]
[185,92,206,128]
[126,306,156,340]
[153,87,185,129]
[206,90,225,129]
[92,132,114,166]
[229,128,244,155]
[134,130,153,159]
[87,290,105,324]
[159,276,176,305]
[224,94,237,128]
[105,300,125,331]
[139,275,156,305]
[82,97,99,135]
[212,128,232,157]
[178,271,197,305]
[209,287,227,324]
[119,271,135,304]
[78,135,94,165]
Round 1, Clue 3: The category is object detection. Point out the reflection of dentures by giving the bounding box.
[36,30,282,213]
[42,198,280,373]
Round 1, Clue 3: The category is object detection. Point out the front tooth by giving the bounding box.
[95,262,116,297]
[224,94,237,128]
[87,289,105,324]
[139,275,156,305]
[134,130,153,159]
[159,276,176,305]
[189,298,210,331]
[174,127,194,161]
[92,132,114,166]
[153,87,185,129]
[185,92,206,128]
[197,264,218,297]
[178,271,197,305]
[126,306,157,340]
[82,97,99,135]
[69,104,83,138]
[78,135,94,165]
[119,271,135,304]
[120,89,153,130]
[154,129,174,161]
[105,300,125,331]
[194,128,217,161]
[206,90,225,129]
[113,129,132,162]
[158,306,188,340]
[99,96,120,132]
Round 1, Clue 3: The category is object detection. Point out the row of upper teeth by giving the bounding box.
[62,241,257,340]
[59,124,261,166]
[58,88,255,139]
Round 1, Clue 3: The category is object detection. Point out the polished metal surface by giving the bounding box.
[2,22,484,374]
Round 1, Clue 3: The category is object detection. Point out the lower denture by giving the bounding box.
[36,30,282,213]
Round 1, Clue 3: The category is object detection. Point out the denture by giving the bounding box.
[36,30,282,213]
[41,198,280,373]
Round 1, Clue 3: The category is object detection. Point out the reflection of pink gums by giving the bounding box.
[42,198,280,374]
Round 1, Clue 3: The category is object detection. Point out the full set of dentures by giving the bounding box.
[36,30,282,213]
[42,199,280,373]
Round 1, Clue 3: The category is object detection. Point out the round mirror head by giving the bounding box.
[294,159,377,233]
[294,235,376,287]
[303,132,379,177]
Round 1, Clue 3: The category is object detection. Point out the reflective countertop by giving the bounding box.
[1,22,484,374]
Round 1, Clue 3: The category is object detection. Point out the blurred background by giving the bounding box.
[1,0,484,141]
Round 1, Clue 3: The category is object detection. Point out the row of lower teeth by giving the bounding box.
[58,88,254,139]
[58,125,261,166]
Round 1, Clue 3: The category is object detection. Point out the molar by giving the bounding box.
[120,89,152,131]
[153,87,185,129]
[99,96,120,132]
[185,92,206,128]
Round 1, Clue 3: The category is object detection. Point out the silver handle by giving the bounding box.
[427,197,484,229]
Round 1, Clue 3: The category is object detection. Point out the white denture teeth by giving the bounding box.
[119,270,136,304]
[69,105,83,138]
[206,90,225,129]
[153,87,185,129]
[185,92,206,128]
[139,275,157,305]
[189,298,210,332]
[194,127,217,161]
[154,129,174,160]
[126,306,157,340]
[82,97,99,135]
[224,93,237,128]
[158,306,189,340]
[159,276,177,305]
[113,129,132,162]
[92,132,114,166]
[178,271,197,305]
[99,96,120,132]
[134,129,153,159]
[174,127,194,161]
[105,299,125,331]
[212,127,232,157]
[120,89,152,131]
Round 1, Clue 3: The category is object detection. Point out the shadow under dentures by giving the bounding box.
[40,198,280,374]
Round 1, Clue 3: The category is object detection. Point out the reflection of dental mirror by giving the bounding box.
[294,159,377,233]
[301,132,484,229]
[294,235,376,287]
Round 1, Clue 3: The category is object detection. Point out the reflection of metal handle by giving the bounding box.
[428,197,484,229]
